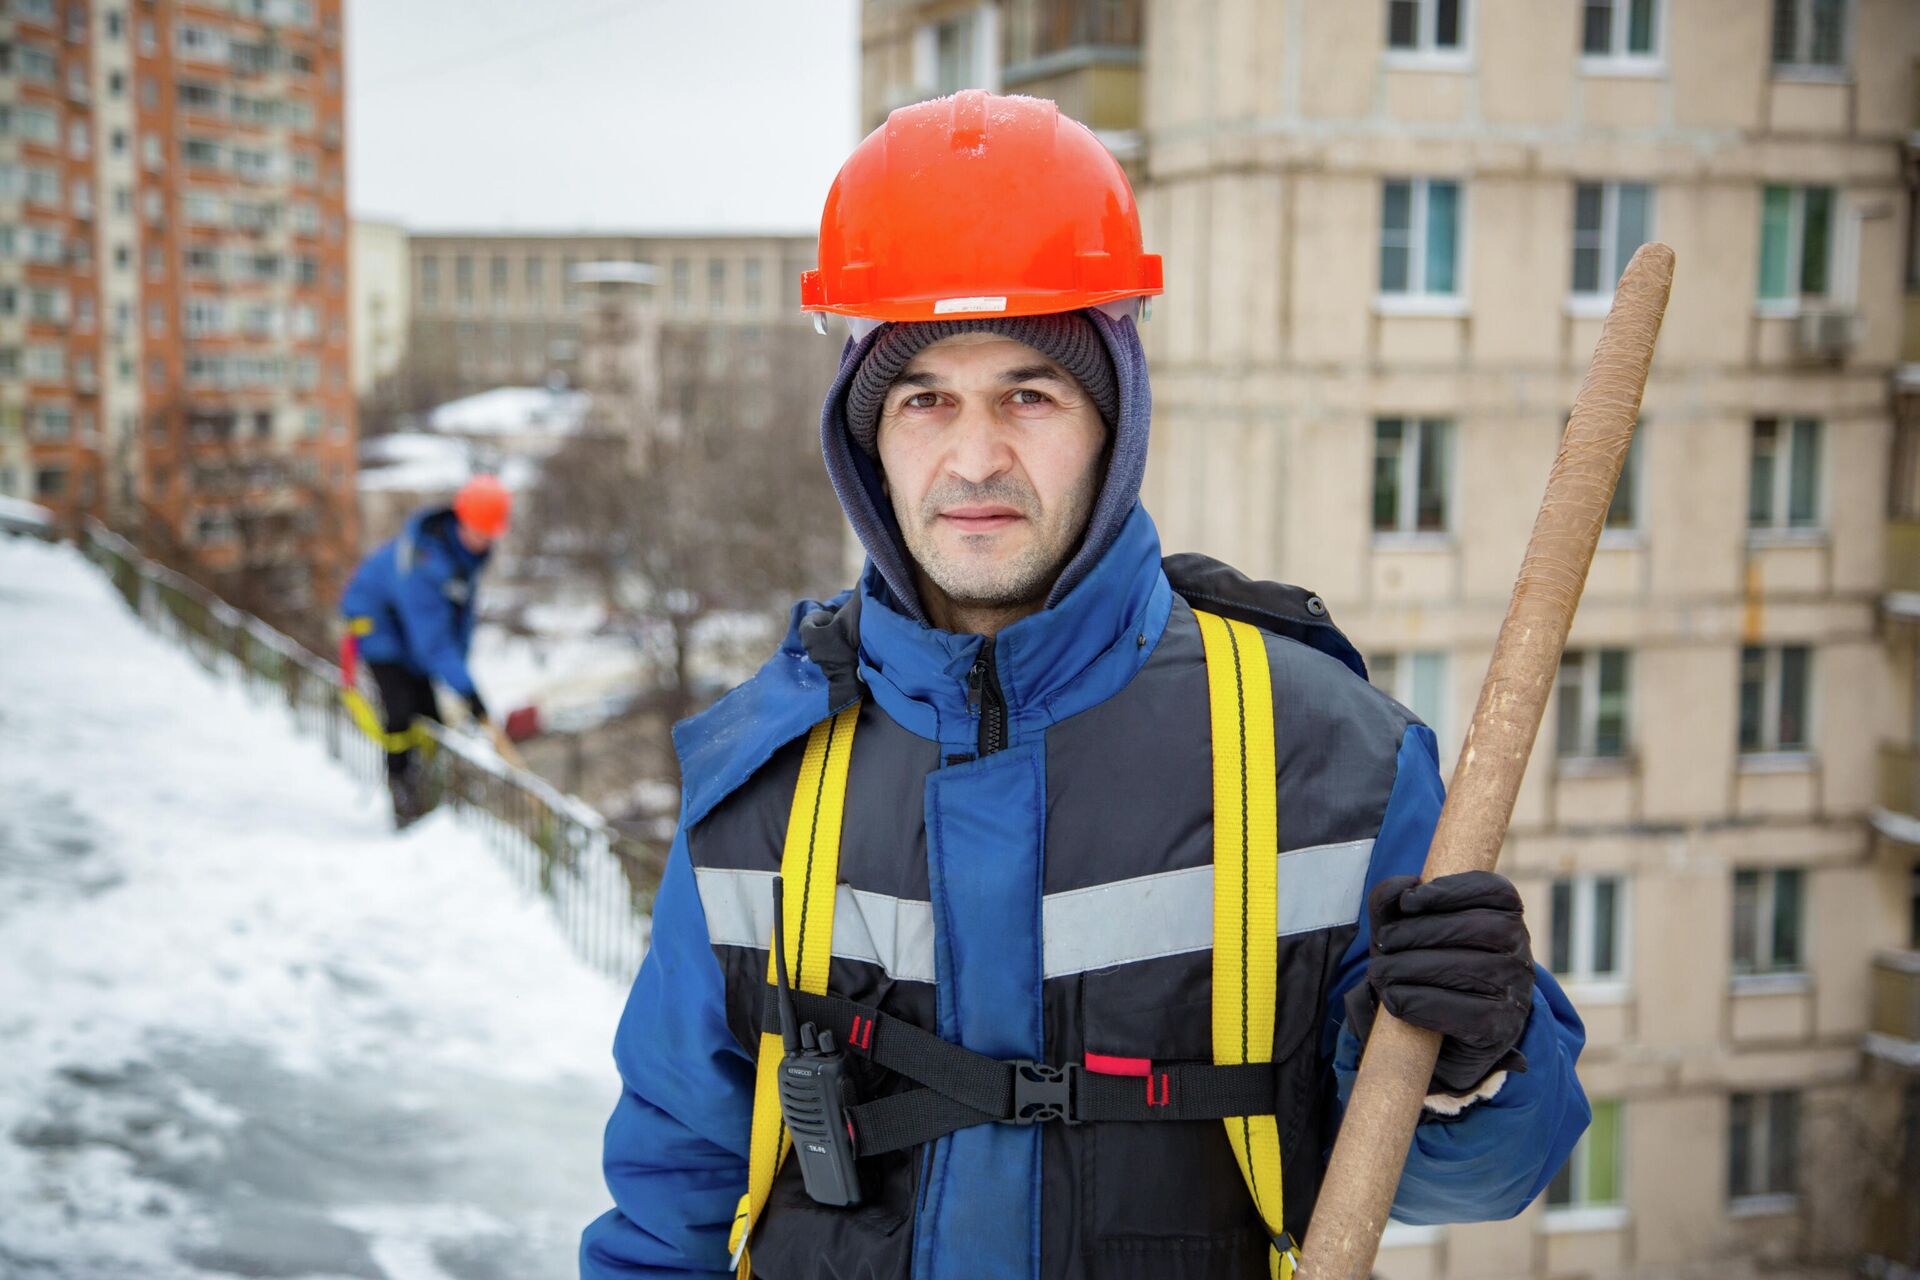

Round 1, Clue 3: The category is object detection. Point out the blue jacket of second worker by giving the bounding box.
[339,505,487,696]
[581,308,1590,1280]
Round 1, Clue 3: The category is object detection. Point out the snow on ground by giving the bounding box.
[0,539,631,1279]
[428,388,588,440]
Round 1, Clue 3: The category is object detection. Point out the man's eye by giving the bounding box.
[1011,389,1050,406]
[904,392,939,409]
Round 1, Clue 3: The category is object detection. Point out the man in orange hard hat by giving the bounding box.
[339,474,511,827]
[584,92,1586,1279]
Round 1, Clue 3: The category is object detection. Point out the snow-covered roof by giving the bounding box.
[429,387,590,438]
[356,431,473,493]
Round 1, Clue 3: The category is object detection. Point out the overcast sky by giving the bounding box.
[346,0,860,234]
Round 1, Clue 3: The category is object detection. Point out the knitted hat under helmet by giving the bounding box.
[843,311,1120,457]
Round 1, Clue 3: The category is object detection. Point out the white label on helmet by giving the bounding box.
[933,296,1009,314]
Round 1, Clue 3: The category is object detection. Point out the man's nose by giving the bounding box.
[943,403,1014,487]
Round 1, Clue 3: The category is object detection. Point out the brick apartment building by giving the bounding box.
[1,0,355,614]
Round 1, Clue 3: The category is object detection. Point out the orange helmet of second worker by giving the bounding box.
[801,90,1162,324]
[453,475,512,540]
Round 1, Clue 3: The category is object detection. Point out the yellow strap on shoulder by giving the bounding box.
[728,701,859,1278]
[1195,610,1297,1280]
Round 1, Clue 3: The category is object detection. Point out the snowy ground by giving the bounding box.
[0,538,631,1279]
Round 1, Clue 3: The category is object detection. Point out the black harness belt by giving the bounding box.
[760,988,1285,1158]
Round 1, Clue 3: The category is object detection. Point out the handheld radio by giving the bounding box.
[770,875,863,1207]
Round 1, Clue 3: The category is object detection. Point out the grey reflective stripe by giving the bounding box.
[694,837,1372,985]
[1040,838,1374,978]
[694,867,938,984]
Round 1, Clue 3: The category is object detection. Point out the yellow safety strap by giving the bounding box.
[728,701,860,1278]
[341,688,436,756]
[348,616,375,637]
[1196,609,1297,1280]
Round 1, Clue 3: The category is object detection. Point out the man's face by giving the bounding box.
[875,333,1107,619]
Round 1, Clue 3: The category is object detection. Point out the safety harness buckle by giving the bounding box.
[1008,1061,1081,1125]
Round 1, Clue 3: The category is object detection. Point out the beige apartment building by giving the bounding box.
[393,230,819,408]
[862,0,1920,1274]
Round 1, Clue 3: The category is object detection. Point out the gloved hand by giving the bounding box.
[465,690,489,725]
[1345,871,1534,1096]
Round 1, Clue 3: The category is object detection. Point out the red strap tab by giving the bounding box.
[1084,1052,1151,1078]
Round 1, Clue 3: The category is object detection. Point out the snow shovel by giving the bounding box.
[1297,242,1676,1279]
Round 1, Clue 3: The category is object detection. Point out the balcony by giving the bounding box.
[1881,743,1920,826]
[1866,951,1920,1068]
[1890,520,1920,598]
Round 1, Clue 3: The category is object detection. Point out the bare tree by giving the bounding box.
[526,322,843,739]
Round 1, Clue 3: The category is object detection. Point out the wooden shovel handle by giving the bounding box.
[1298,242,1676,1279]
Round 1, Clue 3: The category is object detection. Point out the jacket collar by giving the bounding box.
[852,502,1174,752]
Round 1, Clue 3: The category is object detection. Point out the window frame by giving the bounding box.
[1728,1089,1800,1208]
[1569,181,1656,312]
[1579,0,1664,73]
[1738,644,1815,757]
[1770,0,1851,80]
[1383,0,1471,69]
[1369,649,1450,746]
[1549,873,1631,990]
[1557,648,1634,762]
[1547,1098,1627,1216]
[1756,185,1840,314]
[1377,178,1468,312]
[1747,417,1824,537]
[1731,867,1807,978]
[1371,416,1456,538]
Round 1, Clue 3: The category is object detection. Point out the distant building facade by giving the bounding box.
[0,0,356,616]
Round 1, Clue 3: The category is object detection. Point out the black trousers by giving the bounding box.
[368,662,438,781]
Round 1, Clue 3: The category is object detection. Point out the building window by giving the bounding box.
[455,255,474,310]
[31,404,72,440]
[931,12,978,95]
[1605,425,1643,531]
[1729,1090,1799,1202]
[1739,645,1812,755]
[526,256,545,298]
[1572,182,1653,298]
[1757,185,1835,307]
[1370,650,1448,742]
[420,256,440,307]
[1548,1098,1624,1207]
[1732,867,1804,976]
[1749,418,1822,532]
[672,259,691,314]
[490,255,509,307]
[35,467,67,500]
[1581,0,1658,62]
[1385,0,1466,57]
[17,43,58,84]
[1372,417,1452,534]
[708,260,727,315]
[744,259,765,312]
[1379,179,1462,300]
[1557,649,1631,758]
[1770,0,1847,74]
[1550,874,1626,983]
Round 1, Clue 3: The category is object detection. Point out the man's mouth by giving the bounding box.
[938,505,1025,533]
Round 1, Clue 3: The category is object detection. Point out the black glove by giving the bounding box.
[465,690,489,724]
[1345,871,1533,1096]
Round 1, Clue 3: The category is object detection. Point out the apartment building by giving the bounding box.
[860,0,1920,1273]
[398,230,820,407]
[0,0,356,613]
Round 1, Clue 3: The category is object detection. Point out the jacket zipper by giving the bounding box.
[965,639,1008,758]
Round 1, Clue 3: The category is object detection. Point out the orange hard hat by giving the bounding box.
[453,474,511,539]
[801,91,1162,324]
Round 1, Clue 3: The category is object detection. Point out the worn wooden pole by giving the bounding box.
[1298,242,1676,1279]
